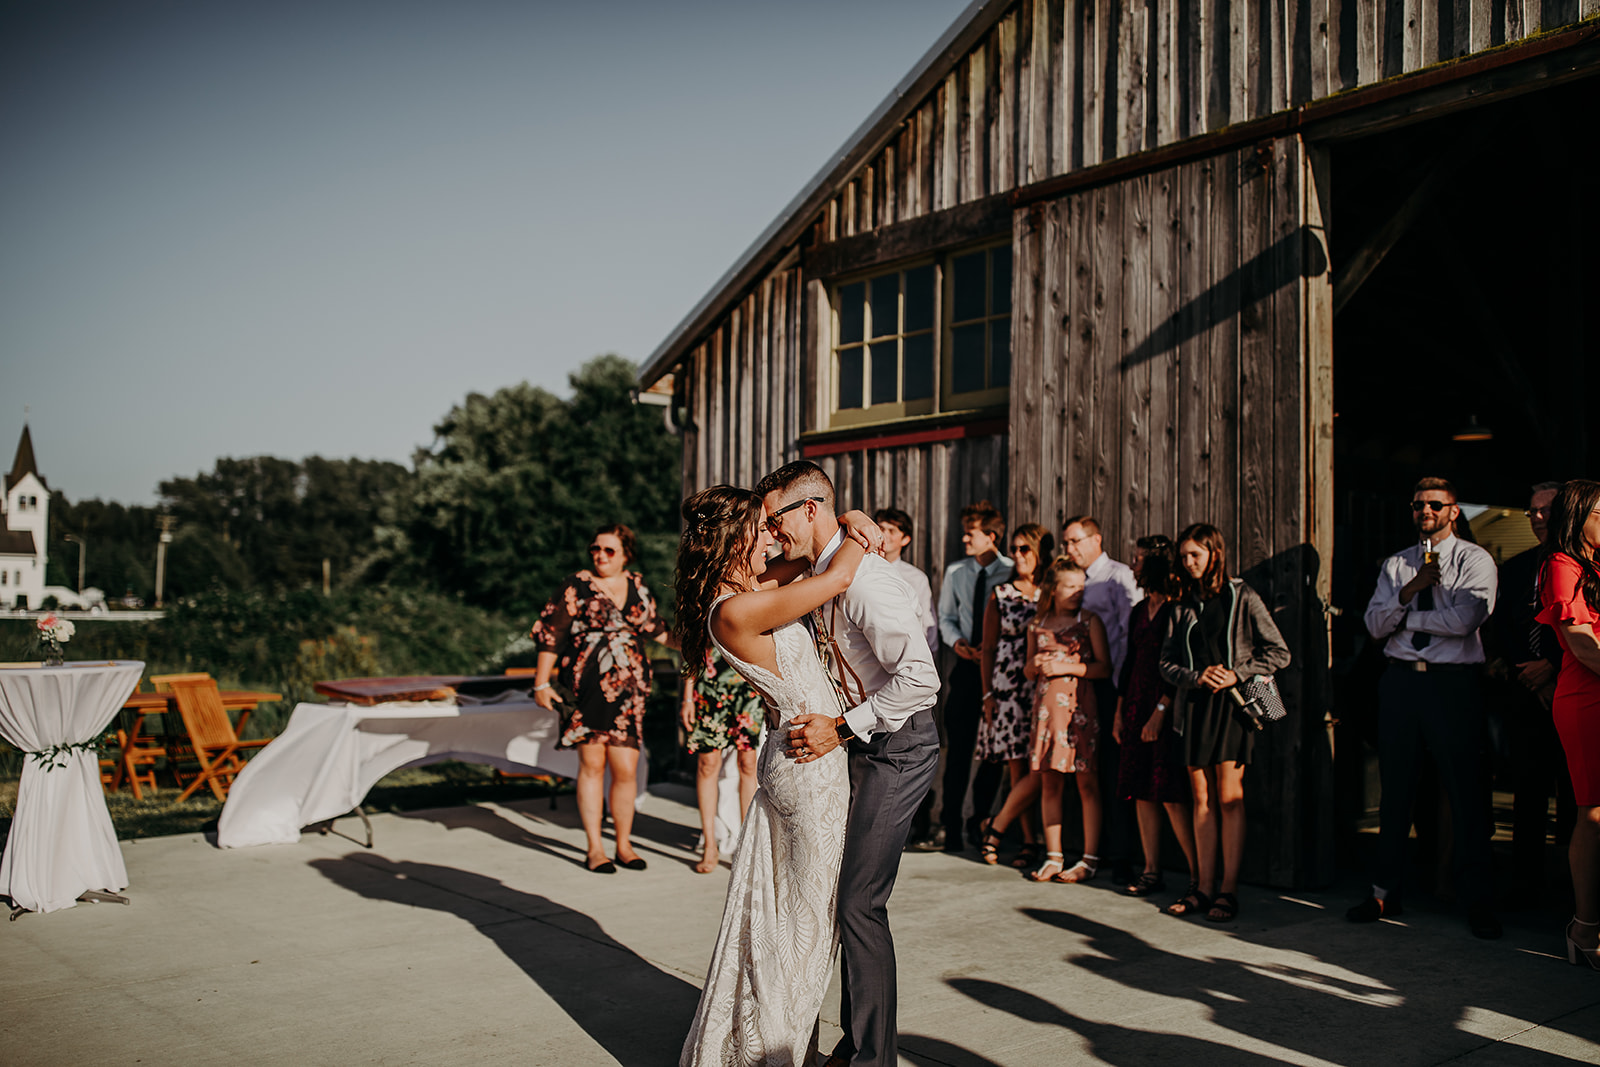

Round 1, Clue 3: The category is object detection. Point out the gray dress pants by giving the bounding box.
[830,709,940,1067]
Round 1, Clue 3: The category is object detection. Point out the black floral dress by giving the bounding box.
[977,581,1038,763]
[684,649,763,755]
[530,570,667,749]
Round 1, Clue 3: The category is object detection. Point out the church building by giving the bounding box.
[2,426,50,610]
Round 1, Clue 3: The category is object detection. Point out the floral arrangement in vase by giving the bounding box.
[37,612,75,666]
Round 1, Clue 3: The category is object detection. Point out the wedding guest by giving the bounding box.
[531,523,675,874]
[1062,515,1143,882]
[1024,557,1111,883]
[1489,480,1574,906]
[935,500,1011,853]
[1112,535,1199,897]
[1534,480,1600,969]
[875,507,938,655]
[1159,524,1291,922]
[680,647,761,873]
[1346,478,1501,939]
[975,523,1052,868]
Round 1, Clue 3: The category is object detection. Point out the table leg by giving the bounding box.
[78,890,131,906]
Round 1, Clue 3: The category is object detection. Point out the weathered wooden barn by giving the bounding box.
[638,0,1599,887]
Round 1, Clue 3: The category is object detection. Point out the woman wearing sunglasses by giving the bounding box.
[531,523,676,874]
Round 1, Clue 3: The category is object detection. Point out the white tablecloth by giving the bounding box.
[0,661,144,913]
[216,699,648,848]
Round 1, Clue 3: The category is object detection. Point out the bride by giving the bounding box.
[675,484,872,1066]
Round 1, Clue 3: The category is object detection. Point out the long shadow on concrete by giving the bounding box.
[397,803,705,871]
[311,853,698,1066]
[998,905,1582,1065]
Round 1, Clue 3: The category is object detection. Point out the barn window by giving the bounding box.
[830,242,1009,428]
[832,262,938,423]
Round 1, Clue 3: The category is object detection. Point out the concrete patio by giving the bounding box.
[5,785,1600,1066]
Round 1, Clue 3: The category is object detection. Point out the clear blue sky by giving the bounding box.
[0,0,970,504]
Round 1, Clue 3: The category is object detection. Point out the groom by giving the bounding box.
[755,461,941,1067]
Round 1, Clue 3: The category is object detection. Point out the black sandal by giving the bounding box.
[1206,892,1239,923]
[1126,870,1167,897]
[978,819,1003,866]
[1010,842,1043,870]
[1163,883,1210,917]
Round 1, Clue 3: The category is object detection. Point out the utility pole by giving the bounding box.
[64,532,85,594]
[322,557,331,596]
[154,516,175,608]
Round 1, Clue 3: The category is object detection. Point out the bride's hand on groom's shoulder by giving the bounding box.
[838,510,886,557]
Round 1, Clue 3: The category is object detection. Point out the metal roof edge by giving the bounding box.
[637,0,1013,386]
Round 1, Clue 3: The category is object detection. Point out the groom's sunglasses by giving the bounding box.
[766,496,824,532]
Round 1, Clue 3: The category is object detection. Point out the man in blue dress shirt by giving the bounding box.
[934,499,1011,852]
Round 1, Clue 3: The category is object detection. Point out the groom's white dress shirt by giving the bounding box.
[811,531,940,742]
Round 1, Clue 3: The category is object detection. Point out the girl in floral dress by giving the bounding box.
[531,523,675,874]
[1025,557,1111,883]
[681,648,762,873]
[975,524,1052,868]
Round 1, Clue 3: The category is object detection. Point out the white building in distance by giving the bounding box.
[2,426,49,609]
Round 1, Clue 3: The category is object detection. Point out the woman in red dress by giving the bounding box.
[1535,479,1600,969]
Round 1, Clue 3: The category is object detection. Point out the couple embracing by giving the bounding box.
[675,461,940,1067]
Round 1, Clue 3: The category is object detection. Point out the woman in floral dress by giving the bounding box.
[1025,556,1111,884]
[531,523,675,874]
[975,523,1051,868]
[681,648,762,873]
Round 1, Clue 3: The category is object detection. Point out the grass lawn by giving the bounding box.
[0,761,572,848]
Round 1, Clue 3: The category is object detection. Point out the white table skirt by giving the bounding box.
[0,661,144,913]
[216,699,648,848]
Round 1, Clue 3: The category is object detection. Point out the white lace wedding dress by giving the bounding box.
[680,596,851,1067]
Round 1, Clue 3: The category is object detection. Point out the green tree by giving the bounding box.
[158,456,411,591]
[367,355,680,618]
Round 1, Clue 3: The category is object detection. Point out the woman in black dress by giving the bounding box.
[1158,524,1290,922]
[1112,535,1198,899]
[531,523,675,874]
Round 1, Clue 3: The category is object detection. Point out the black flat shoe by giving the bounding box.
[1468,907,1502,940]
[587,859,617,874]
[617,856,648,871]
[1346,895,1402,922]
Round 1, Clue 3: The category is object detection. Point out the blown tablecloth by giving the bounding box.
[216,699,648,848]
[0,661,144,913]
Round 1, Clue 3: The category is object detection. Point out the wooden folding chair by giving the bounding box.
[168,678,271,802]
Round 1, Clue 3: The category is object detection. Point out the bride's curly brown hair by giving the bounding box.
[675,485,765,675]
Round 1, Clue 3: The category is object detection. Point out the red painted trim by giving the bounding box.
[801,417,1007,458]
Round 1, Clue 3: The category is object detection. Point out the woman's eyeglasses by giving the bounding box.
[1410,500,1449,513]
[1010,544,1034,554]
[589,544,618,556]
[765,496,824,532]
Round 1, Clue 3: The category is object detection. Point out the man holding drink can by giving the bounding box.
[1350,476,1502,939]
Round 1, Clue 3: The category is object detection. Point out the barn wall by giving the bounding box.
[1010,133,1335,886]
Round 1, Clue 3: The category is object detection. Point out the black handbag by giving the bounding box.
[1230,673,1287,729]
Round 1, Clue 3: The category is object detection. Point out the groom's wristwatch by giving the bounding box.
[832,716,856,743]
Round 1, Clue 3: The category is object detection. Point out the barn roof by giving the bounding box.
[637,0,1008,388]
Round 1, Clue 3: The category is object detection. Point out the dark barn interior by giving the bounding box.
[1326,72,1598,868]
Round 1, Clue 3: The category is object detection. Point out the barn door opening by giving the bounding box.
[1325,75,1599,884]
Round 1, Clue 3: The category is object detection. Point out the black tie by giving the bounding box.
[969,566,988,648]
[1412,585,1433,650]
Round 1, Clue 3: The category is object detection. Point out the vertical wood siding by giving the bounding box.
[681,268,805,494]
[810,0,1589,250]
[816,434,1011,601]
[1010,134,1334,886]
